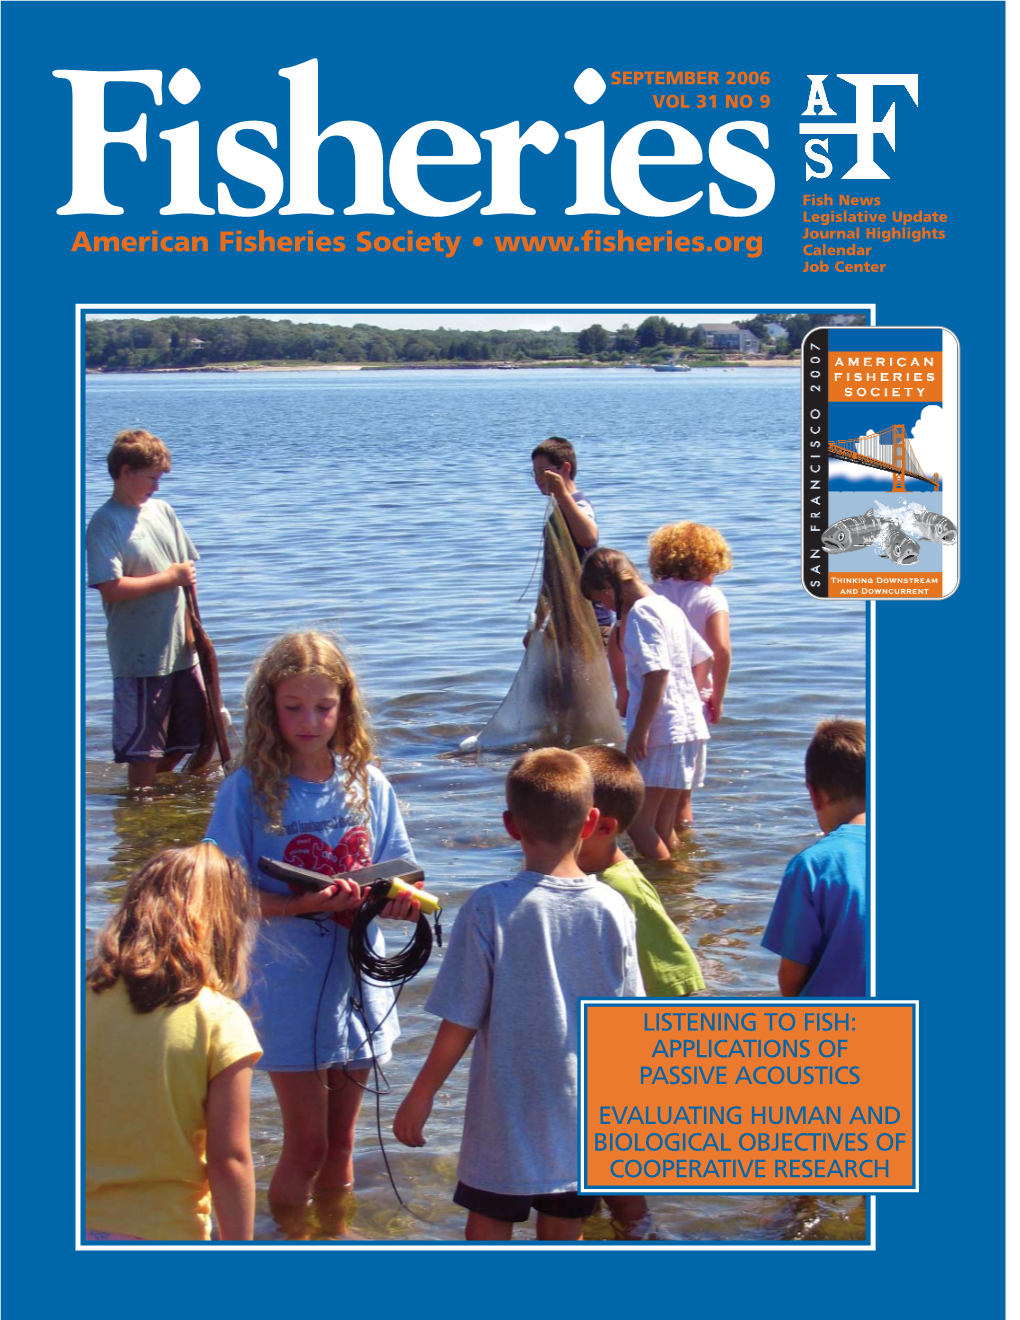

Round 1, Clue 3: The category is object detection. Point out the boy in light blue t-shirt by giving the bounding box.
[394,748,642,1242]
[762,720,867,997]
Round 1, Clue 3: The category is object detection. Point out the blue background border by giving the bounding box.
[0,2,1003,1311]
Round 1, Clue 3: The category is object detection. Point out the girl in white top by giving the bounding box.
[648,521,733,833]
[581,549,712,859]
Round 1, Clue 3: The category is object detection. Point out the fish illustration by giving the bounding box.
[876,524,920,565]
[910,509,958,545]
[821,508,883,554]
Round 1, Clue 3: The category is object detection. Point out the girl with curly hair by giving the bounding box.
[85,843,261,1241]
[648,521,732,725]
[207,632,418,1215]
[644,522,734,833]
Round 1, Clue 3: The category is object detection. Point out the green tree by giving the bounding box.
[577,323,609,355]
[614,324,637,354]
[637,315,669,348]
[782,315,813,349]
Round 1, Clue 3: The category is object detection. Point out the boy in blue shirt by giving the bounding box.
[762,720,867,997]
[394,748,642,1241]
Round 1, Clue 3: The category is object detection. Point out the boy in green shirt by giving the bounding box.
[576,745,704,998]
[575,744,704,1238]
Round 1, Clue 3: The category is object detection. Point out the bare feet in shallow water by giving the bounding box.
[313,1188,364,1239]
[269,1193,363,1241]
[667,823,694,851]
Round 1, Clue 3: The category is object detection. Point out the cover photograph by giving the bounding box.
[0,2,1006,1317]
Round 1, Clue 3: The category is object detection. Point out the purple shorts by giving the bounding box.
[112,665,206,763]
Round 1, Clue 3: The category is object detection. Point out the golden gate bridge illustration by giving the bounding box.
[829,424,939,493]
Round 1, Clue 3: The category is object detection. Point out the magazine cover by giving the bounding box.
[0,0,1005,1313]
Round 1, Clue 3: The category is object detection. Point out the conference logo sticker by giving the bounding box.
[801,326,959,600]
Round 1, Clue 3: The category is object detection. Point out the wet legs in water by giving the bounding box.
[127,753,185,794]
[666,789,695,849]
[604,1194,652,1239]
[268,1067,369,1223]
[628,787,683,859]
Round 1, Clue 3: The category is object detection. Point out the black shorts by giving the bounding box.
[454,1181,598,1224]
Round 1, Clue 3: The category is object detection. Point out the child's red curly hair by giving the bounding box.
[648,521,732,582]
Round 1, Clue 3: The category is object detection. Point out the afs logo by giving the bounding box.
[799,75,918,181]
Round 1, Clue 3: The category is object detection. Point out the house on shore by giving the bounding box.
[697,323,762,354]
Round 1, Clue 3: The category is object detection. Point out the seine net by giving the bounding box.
[461,499,624,752]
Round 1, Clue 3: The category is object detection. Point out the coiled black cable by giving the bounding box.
[346,879,438,984]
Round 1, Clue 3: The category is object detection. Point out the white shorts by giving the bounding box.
[641,740,707,790]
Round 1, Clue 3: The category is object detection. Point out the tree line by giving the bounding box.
[84,313,864,370]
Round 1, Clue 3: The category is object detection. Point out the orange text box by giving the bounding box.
[829,572,942,598]
[581,1001,916,1192]
[829,350,942,402]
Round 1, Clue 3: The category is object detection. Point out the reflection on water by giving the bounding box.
[85,367,865,1243]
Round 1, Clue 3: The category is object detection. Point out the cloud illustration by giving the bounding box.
[910,405,947,470]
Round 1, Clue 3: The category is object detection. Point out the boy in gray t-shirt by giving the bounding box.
[394,749,643,1242]
[85,429,202,793]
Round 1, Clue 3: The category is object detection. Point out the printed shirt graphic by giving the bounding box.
[207,762,415,1070]
[282,826,373,927]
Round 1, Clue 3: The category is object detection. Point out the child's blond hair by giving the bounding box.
[241,631,373,829]
[648,521,733,581]
[87,843,257,1013]
[506,747,594,844]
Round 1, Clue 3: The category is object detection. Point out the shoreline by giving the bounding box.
[87,358,801,375]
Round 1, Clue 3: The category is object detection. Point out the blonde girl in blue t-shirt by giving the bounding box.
[207,631,419,1225]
